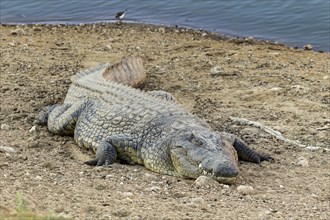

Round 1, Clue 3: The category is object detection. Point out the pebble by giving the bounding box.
[210,66,224,76]
[303,44,313,50]
[191,197,204,204]
[201,33,207,37]
[144,173,158,181]
[103,45,112,51]
[149,186,161,192]
[0,124,10,130]
[122,192,133,197]
[35,175,42,181]
[105,174,113,179]
[158,27,166,34]
[10,28,26,35]
[0,145,16,153]
[33,26,42,31]
[194,175,220,187]
[113,208,130,217]
[295,156,309,167]
[29,125,37,133]
[258,209,272,218]
[236,185,255,195]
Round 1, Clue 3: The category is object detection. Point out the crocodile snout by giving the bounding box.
[214,164,239,178]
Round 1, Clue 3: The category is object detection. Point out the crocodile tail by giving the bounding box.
[102,55,146,88]
[70,63,108,82]
[71,56,146,88]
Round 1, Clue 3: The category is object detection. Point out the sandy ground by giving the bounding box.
[0,23,329,219]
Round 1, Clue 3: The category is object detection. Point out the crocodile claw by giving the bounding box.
[84,141,117,166]
[84,158,112,166]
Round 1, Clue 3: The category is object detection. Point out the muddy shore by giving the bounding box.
[0,23,329,219]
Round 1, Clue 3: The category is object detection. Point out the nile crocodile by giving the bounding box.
[35,56,271,184]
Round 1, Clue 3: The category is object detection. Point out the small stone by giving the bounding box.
[149,186,160,192]
[144,173,158,181]
[295,156,309,167]
[105,174,113,179]
[33,26,42,31]
[1,124,10,130]
[259,209,271,218]
[303,44,313,50]
[0,145,16,153]
[35,176,42,181]
[191,197,204,204]
[305,146,321,152]
[237,185,255,195]
[122,192,133,197]
[103,45,112,51]
[158,27,166,34]
[194,175,220,187]
[29,125,37,133]
[210,66,224,76]
[201,33,207,37]
[113,208,130,217]
[10,28,25,35]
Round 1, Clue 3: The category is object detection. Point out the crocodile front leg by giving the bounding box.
[85,139,118,166]
[218,132,273,163]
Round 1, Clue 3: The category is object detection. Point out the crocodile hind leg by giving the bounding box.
[35,100,90,135]
[218,132,273,163]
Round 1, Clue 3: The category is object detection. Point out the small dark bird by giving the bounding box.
[115,9,127,20]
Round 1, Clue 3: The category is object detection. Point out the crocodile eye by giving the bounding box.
[193,138,204,146]
[190,132,204,146]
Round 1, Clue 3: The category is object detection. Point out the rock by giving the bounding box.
[35,175,42,181]
[1,124,10,130]
[122,192,133,197]
[303,44,313,50]
[10,28,26,35]
[158,27,166,34]
[149,186,161,192]
[105,174,113,179]
[144,172,158,181]
[202,33,207,37]
[295,156,309,167]
[113,208,130,217]
[0,145,16,153]
[103,45,112,51]
[191,197,204,204]
[210,66,224,76]
[194,175,220,187]
[29,125,37,133]
[237,185,255,195]
[33,26,42,31]
[258,209,271,218]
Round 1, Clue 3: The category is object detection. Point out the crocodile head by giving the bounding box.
[170,129,239,184]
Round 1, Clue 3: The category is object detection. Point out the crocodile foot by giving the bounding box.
[84,141,117,166]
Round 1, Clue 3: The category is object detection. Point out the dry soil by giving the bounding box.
[0,23,329,219]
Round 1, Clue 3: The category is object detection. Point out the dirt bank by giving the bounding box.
[0,23,329,219]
